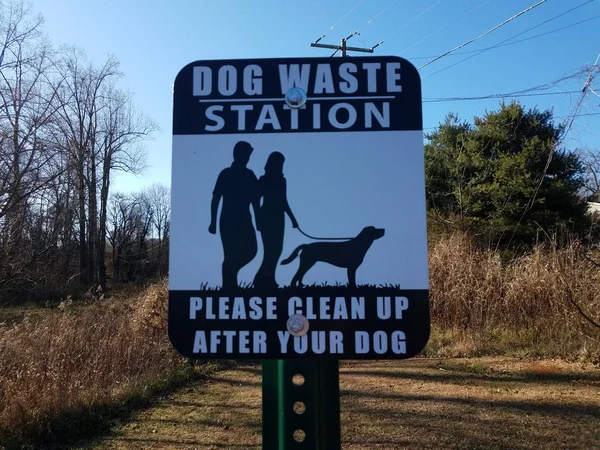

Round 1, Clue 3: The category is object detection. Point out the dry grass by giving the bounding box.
[1,233,600,448]
[427,233,600,360]
[83,362,264,450]
[85,358,600,450]
[0,280,208,449]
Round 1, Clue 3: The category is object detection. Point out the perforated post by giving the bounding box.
[262,360,341,450]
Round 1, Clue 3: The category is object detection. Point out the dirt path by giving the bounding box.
[85,357,600,450]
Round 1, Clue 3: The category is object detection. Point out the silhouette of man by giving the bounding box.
[209,141,259,289]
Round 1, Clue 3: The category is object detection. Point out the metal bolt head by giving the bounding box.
[284,87,307,109]
[287,314,309,336]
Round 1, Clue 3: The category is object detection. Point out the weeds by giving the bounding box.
[427,233,600,361]
[0,280,201,449]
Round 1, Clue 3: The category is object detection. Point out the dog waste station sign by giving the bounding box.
[169,55,429,449]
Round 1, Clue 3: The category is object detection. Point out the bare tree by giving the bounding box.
[0,2,160,304]
[0,0,68,303]
[144,183,170,277]
[108,191,153,283]
[0,0,43,70]
[146,183,170,240]
[54,48,121,285]
[0,0,60,232]
[96,88,156,290]
[579,148,600,202]
[107,192,136,283]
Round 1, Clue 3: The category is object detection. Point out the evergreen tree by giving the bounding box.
[425,101,588,250]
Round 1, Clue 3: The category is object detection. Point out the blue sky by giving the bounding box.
[29,0,600,194]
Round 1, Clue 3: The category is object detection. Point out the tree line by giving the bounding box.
[0,1,167,304]
[425,101,600,252]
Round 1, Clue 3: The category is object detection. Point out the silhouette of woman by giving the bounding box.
[253,152,298,289]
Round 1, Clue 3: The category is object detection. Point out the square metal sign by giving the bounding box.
[168,56,430,360]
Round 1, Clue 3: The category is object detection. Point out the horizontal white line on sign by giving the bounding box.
[198,98,285,103]
[308,96,396,101]
[197,96,396,103]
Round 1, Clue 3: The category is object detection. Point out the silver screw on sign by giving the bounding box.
[287,314,309,337]
[284,87,307,109]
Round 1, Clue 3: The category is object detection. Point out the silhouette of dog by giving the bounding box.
[280,226,385,288]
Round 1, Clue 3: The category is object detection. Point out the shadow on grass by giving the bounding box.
[0,361,237,450]
[336,361,600,449]
[142,415,259,425]
[93,436,260,448]
[341,367,600,385]
[340,387,600,418]
[43,359,598,450]
[340,394,600,450]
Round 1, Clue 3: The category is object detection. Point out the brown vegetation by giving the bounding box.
[427,232,600,359]
[1,234,599,448]
[0,281,198,448]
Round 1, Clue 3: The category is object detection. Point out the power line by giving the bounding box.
[567,111,600,120]
[326,0,365,31]
[422,67,590,103]
[418,0,548,70]
[399,0,493,54]
[428,0,597,77]
[509,68,592,94]
[373,0,443,49]
[423,90,581,103]
[405,14,600,60]
[314,0,405,57]
[563,53,600,138]
[367,0,401,25]
[313,0,366,44]
[505,53,599,248]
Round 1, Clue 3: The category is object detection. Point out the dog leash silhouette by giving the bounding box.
[296,226,353,241]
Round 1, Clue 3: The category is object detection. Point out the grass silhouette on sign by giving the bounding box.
[196,282,402,291]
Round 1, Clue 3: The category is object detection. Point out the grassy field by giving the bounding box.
[1,233,598,449]
[83,357,600,450]
[0,282,201,450]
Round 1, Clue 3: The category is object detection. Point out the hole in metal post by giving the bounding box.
[292,374,305,386]
[293,401,306,414]
[293,429,306,442]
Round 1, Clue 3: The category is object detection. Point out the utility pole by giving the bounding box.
[310,31,381,57]
[563,52,600,137]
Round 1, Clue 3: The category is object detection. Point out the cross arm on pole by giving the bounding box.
[310,30,378,57]
[310,42,343,51]
[310,42,375,55]
[343,45,374,53]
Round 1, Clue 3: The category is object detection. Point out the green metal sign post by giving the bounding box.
[168,54,428,449]
[262,360,341,449]
[259,40,375,449]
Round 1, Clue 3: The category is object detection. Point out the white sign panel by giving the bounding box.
[168,56,430,359]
